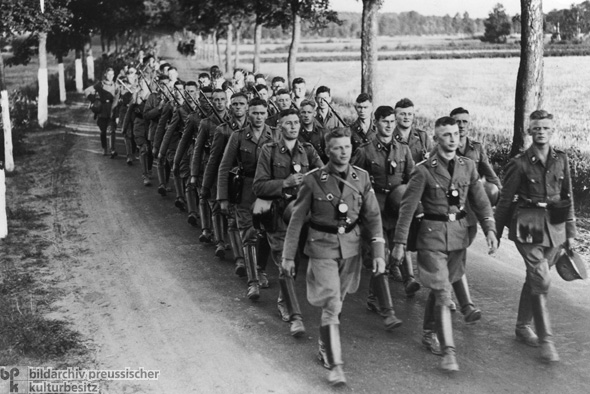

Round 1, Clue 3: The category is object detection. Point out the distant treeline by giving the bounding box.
[256,12,485,39]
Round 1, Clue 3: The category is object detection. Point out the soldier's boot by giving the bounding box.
[277,289,290,322]
[125,138,133,165]
[244,245,260,300]
[109,130,118,158]
[321,324,346,386]
[515,282,539,347]
[388,256,404,282]
[185,184,199,226]
[452,275,481,323]
[531,293,559,362]
[373,273,402,331]
[422,291,442,356]
[212,213,226,258]
[198,201,213,243]
[228,228,245,277]
[317,326,330,369]
[400,251,420,297]
[366,275,380,313]
[436,304,459,372]
[279,276,306,337]
[173,175,186,211]
[156,160,167,196]
[139,153,151,186]
[257,233,271,289]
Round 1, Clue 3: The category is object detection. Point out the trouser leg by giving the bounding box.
[185,184,198,226]
[156,158,167,196]
[125,136,133,164]
[213,213,226,258]
[173,175,186,211]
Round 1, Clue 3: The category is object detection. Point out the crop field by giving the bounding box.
[259,56,590,152]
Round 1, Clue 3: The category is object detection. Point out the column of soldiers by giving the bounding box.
[90,54,580,388]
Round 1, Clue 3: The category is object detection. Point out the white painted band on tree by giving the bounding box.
[1,90,14,172]
[0,168,6,238]
[75,58,83,93]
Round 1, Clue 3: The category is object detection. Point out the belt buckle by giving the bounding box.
[448,213,456,222]
[337,226,345,234]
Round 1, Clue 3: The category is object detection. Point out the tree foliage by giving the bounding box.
[482,3,512,43]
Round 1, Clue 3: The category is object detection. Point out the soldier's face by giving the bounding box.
[272,81,284,94]
[169,69,178,81]
[174,85,184,103]
[395,106,415,130]
[280,114,300,141]
[186,85,199,101]
[327,137,352,166]
[435,124,460,153]
[299,105,315,125]
[234,70,244,81]
[212,92,227,111]
[199,77,211,87]
[376,114,396,138]
[355,101,373,120]
[231,97,248,117]
[256,77,266,86]
[276,94,291,110]
[316,92,330,109]
[452,113,470,138]
[529,118,554,146]
[293,83,306,98]
[249,104,268,127]
[258,88,269,101]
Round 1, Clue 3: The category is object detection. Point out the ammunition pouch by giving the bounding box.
[547,200,571,225]
[515,206,545,244]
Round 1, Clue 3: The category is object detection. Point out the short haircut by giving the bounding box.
[157,74,170,82]
[159,63,171,72]
[324,127,352,145]
[530,110,553,120]
[316,86,331,96]
[292,77,306,87]
[434,116,457,128]
[279,108,299,119]
[143,54,154,64]
[198,73,211,79]
[212,88,225,95]
[201,85,213,93]
[275,88,290,97]
[168,66,178,73]
[255,73,266,80]
[221,80,233,90]
[173,80,185,88]
[249,98,268,108]
[271,76,285,84]
[450,107,469,117]
[210,66,223,79]
[231,92,248,101]
[395,98,414,109]
[255,84,268,92]
[374,106,395,121]
[356,93,372,103]
[185,80,198,88]
[299,99,316,109]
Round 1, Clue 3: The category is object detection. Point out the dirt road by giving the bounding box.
[23,116,586,394]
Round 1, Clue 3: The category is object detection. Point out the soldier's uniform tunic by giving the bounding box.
[298,121,328,164]
[393,126,433,164]
[393,151,495,305]
[495,146,576,295]
[315,109,341,132]
[282,163,384,325]
[349,118,376,154]
[143,92,162,144]
[160,103,192,179]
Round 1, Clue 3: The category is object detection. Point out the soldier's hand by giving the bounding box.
[281,258,296,277]
[566,237,577,251]
[200,187,211,200]
[390,243,405,266]
[486,231,498,255]
[372,257,386,275]
[219,200,229,214]
[283,173,304,188]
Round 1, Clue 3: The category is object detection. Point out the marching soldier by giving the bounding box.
[389,97,434,285]
[495,110,576,363]
[116,65,139,165]
[348,93,376,153]
[270,76,286,97]
[202,93,248,272]
[282,127,386,386]
[266,89,292,127]
[143,73,168,180]
[192,88,232,253]
[298,99,328,163]
[218,97,279,300]
[152,79,179,196]
[352,105,416,323]
[391,116,498,372]
[252,108,323,336]
[122,78,151,185]
[315,86,342,131]
[291,77,306,109]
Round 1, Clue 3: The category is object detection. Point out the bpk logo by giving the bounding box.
[0,367,27,393]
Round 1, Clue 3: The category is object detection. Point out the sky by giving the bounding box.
[331,0,577,19]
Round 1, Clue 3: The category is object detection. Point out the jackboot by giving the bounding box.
[422,291,442,356]
[366,275,380,313]
[373,274,402,331]
[277,290,290,322]
[185,185,199,226]
[173,176,186,211]
[324,324,346,386]
[139,154,151,186]
[515,281,539,347]
[436,304,459,372]
[156,160,167,196]
[400,251,420,297]
[125,138,133,165]
[229,228,245,276]
[531,293,559,362]
[212,213,226,258]
[279,276,305,337]
[452,275,481,323]
[244,245,260,300]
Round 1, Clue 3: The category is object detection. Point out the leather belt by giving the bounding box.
[309,220,358,234]
[423,211,467,222]
[374,187,391,194]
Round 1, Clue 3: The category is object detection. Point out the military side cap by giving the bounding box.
[556,248,587,281]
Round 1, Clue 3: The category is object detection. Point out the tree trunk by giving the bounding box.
[38,32,48,128]
[512,0,544,157]
[0,52,14,174]
[288,13,301,86]
[253,22,262,73]
[225,24,233,75]
[75,49,84,93]
[214,30,221,66]
[86,40,95,82]
[57,54,66,104]
[101,34,106,53]
[234,25,241,69]
[361,0,382,101]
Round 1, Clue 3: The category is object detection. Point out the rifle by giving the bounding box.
[198,88,225,125]
[116,77,134,94]
[321,97,348,128]
[136,69,154,95]
[162,82,183,108]
[251,84,279,113]
[177,87,207,118]
[307,77,322,101]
